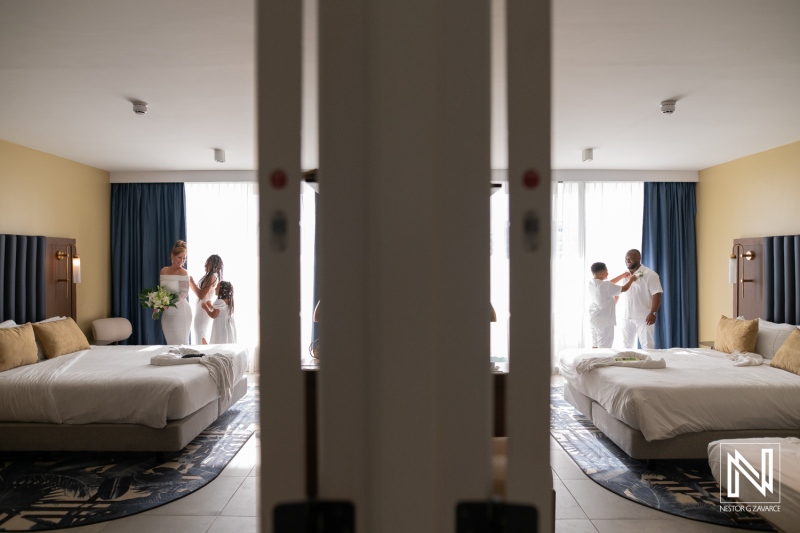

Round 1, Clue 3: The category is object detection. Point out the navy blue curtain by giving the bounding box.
[763,235,800,325]
[642,182,698,348]
[0,235,47,323]
[111,183,187,344]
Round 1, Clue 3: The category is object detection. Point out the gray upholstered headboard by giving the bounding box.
[0,234,47,324]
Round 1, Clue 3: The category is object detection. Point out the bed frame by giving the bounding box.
[564,382,800,460]
[0,378,247,452]
[562,234,800,460]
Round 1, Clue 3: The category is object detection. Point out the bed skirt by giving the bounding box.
[0,377,248,452]
[564,382,800,460]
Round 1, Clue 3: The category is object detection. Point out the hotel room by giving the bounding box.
[1,1,800,532]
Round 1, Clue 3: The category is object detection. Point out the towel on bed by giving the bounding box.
[151,347,235,405]
[574,350,666,374]
[727,351,764,366]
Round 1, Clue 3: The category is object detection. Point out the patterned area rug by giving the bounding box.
[550,386,775,531]
[0,385,258,532]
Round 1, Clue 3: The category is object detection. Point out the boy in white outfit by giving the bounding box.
[588,262,636,348]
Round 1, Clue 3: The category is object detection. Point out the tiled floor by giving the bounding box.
[550,374,750,533]
[65,374,750,533]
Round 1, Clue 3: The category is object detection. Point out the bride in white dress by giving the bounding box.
[191,254,223,344]
[159,240,193,345]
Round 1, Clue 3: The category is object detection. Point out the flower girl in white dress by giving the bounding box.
[200,281,237,344]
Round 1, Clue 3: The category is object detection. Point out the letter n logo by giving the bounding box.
[721,442,781,504]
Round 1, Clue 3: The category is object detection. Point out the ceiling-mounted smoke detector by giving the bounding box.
[132,101,148,115]
[660,100,676,114]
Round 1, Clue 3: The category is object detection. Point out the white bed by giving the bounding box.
[0,343,250,452]
[708,437,800,533]
[559,346,800,459]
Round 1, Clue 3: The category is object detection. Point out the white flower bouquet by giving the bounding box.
[138,286,179,320]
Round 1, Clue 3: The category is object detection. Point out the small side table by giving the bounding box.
[699,340,714,349]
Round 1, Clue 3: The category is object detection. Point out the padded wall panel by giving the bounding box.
[764,235,800,325]
[0,234,46,323]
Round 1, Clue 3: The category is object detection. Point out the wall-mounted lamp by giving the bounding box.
[729,243,755,315]
[56,244,81,299]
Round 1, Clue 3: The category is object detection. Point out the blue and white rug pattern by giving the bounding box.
[550,386,774,531]
[0,386,258,532]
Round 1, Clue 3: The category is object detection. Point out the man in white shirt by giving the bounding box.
[620,249,663,349]
[587,262,636,348]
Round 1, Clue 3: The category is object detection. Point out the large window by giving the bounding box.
[551,182,643,370]
[490,183,509,364]
[186,182,260,368]
[186,181,318,370]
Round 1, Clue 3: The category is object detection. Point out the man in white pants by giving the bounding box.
[620,249,662,349]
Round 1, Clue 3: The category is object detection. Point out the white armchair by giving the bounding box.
[92,317,132,345]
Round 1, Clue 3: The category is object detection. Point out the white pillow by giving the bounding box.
[0,320,17,329]
[38,316,67,323]
[754,318,798,359]
[34,316,67,361]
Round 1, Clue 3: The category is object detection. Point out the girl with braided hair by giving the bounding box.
[191,254,223,344]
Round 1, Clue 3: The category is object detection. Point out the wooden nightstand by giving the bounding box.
[699,340,714,349]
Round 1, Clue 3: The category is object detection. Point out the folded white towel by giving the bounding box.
[149,346,204,365]
[575,351,666,374]
[728,351,764,367]
[150,347,235,406]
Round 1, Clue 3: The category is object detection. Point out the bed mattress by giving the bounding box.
[709,437,800,532]
[559,347,800,442]
[0,344,249,428]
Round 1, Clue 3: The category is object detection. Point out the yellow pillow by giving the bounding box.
[714,315,758,354]
[32,317,91,359]
[770,328,800,375]
[0,323,39,371]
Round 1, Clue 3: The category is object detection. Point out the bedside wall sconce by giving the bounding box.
[729,244,755,313]
[56,243,81,298]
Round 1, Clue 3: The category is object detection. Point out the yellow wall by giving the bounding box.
[0,139,110,335]
[697,140,800,340]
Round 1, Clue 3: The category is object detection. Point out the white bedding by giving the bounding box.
[559,347,800,441]
[709,437,800,532]
[0,344,249,429]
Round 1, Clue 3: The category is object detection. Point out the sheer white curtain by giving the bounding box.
[490,184,509,363]
[551,181,643,371]
[186,182,260,370]
[299,182,316,359]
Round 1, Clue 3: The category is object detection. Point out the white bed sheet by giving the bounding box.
[0,344,249,428]
[559,347,800,441]
[709,437,800,532]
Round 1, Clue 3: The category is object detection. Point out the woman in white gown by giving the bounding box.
[159,240,193,345]
[190,254,223,344]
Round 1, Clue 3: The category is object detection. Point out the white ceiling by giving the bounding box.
[1,0,798,173]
